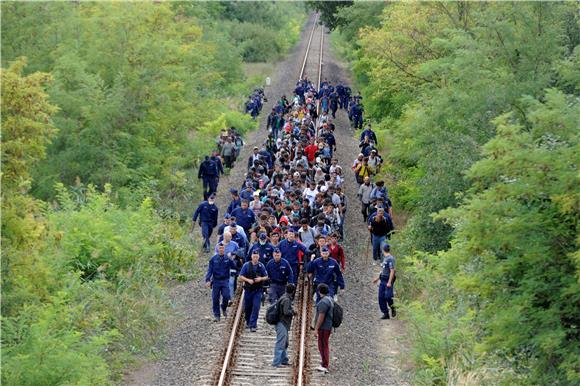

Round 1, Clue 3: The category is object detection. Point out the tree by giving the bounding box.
[306,0,353,30]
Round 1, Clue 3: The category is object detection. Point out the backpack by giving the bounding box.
[207,160,218,177]
[265,297,282,325]
[330,298,343,328]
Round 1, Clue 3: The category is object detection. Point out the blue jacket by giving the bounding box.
[193,201,218,227]
[227,198,241,214]
[248,241,275,264]
[214,240,239,256]
[198,158,218,179]
[205,254,237,282]
[211,156,224,175]
[266,258,294,284]
[359,129,378,144]
[240,188,254,202]
[307,257,345,289]
[278,239,308,266]
[231,207,256,230]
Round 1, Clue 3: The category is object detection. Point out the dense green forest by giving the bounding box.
[318,1,579,384]
[1,2,305,384]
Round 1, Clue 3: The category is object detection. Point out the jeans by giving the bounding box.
[371,234,386,262]
[272,322,289,366]
[268,283,286,304]
[378,278,396,316]
[317,328,332,368]
[243,289,262,328]
[229,272,238,298]
[211,279,230,318]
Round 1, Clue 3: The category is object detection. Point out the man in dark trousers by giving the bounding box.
[314,283,333,373]
[198,156,218,199]
[192,193,219,253]
[272,283,296,368]
[373,244,396,319]
[239,250,268,332]
[205,243,237,322]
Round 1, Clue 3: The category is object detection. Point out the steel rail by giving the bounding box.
[213,14,322,386]
[295,272,311,386]
[216,289,245,386]
[299,13,319,80]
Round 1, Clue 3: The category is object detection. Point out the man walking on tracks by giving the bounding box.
[314,283,333,373]
[191,193,219,253]
[272,283,296,368]
[205,243,237,322]
[239,250,268,332]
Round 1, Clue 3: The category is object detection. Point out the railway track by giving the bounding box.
[202,15,327,386]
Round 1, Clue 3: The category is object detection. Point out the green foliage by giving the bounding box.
[337,1,580,383]
[306,0,353,30]
[2,3,306,383]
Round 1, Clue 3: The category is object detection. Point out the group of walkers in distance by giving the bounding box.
[194,74,396,374]
[245,87,266,120]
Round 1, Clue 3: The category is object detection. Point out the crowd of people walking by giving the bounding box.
[194,73,397,374]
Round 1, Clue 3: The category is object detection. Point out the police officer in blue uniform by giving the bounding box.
[307,246,345,302]
[278,229,308,284]
[231,199,256,236]
[192,193,219,253]
[239,250,268,332]
[248,232,275,264]
[205,243,237,322]
[373,244,396,319]
[198,156,218,199]
[266,248,294,304]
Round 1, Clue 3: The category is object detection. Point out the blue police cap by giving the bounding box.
[273,248,281,253]
[224,213,231,219]
[230,222,237,227]
[321,246,329,253]
[208,193,216,200]
[230,189,238,195]
[259,232,267,240]
[382,244,391,252]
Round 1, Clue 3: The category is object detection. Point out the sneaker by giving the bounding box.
[381,314,390,320]
[214,317,221,322]
[372,260,377,266]
[316,366,329,373]
[250,327,257,332]
[223,309,228,318]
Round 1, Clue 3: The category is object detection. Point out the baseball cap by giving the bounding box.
[382,244,391,252]
[224,213,231,219]
[230,222,237,227]
[230,189,238,195]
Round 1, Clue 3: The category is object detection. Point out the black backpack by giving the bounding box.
[330,298,343,328]
[265,297,282,325]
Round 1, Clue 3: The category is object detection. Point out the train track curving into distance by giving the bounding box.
[206,14,326,386]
